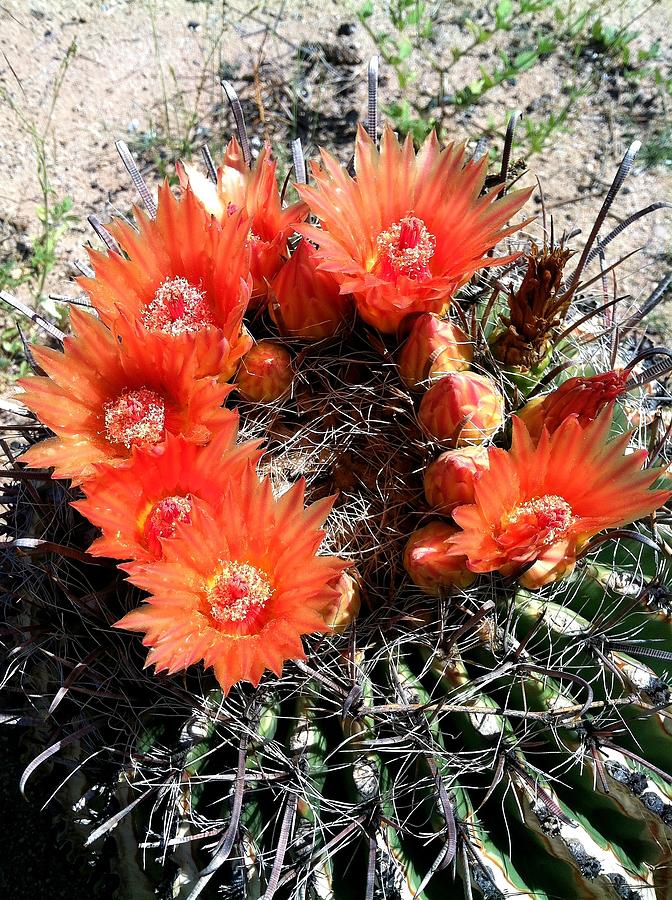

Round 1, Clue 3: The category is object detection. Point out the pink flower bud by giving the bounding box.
[326,571,361,632]
[419,372,504,445]
[269,240,353,340]
[235,340,293,402]
[398,313,473,391]
[424,446,490,513]
[403,521,475,595]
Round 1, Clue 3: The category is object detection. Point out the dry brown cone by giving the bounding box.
[491,241,573,369]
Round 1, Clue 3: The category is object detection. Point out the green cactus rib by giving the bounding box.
[401,653,543,900]
[426,636,664,899]
[289,693,334,900]
[511,661,672,835]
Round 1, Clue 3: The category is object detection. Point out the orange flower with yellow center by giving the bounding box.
[80,184,252,381]
[74,426,264,562]
[18,307,234,484]
[178,138,308,303]
[449,408,671,588]
[117,471,348,692]
[297,125,533,333]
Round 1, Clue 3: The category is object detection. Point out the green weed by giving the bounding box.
[0,40,78,380]
[355,0,665,158]
[640,128,672,170]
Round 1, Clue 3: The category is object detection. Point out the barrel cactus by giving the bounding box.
[2,64,672,900]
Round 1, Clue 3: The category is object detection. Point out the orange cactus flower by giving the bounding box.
[178,138,308,303]
[18,307,234,484]
[518,370,629,442]
[450,409,671,588]
[269,239,353,339]
[79,184,252,381]
[297,125,532,333]
[74,427,264,563]
[116,471,348,693]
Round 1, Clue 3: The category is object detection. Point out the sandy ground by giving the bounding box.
[0,0,670,357]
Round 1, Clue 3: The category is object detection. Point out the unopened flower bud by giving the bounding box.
[419,372,504,445]
[518,370,629,442]
[236,340,293,402]
[403,522,475,596]
[326,571,361,632]
[518,541,577,590]
[424,446,490,514]
[269,240,352,340]
[398,313,473,391]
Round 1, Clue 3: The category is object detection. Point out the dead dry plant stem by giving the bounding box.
[250,1,287,142]
[1,39,77,302]
[145,0,173,143]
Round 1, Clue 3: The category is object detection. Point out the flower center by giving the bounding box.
[206,562,273,630]
[374,214,436,282]
[506,494,574,548]
[141,277,215,336]
[104,388,165,448]
[143,495,192,554]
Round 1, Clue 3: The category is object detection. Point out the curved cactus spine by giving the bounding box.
[396,655,541,900]
[109,781,159,900]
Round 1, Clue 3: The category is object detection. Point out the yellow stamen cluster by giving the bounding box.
[104,388,165,448]
[375,214,436,281]
[207,561,274,625]
[142,276,215,336]
[507,494,573,546]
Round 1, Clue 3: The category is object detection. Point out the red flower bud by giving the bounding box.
[236,340,293,402]
[403,521,475,595]
[518,370,629,441]
[419,372,504,445]
[398,313,473,391]
[269,240,353,339]
[326,571,361,632]
[424,446,490,513]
